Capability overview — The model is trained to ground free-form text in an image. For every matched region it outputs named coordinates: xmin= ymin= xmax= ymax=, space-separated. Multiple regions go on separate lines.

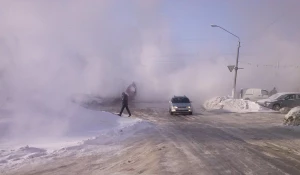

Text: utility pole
xmin=275 ymin=61 xmax=279 ymax=90
xmin=232 ymin=41 xmax=241 ymax=98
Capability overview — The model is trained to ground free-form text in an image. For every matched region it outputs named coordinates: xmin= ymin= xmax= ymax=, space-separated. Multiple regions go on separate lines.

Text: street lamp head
xmin=211 ymin=24 xmax=218 ymax=27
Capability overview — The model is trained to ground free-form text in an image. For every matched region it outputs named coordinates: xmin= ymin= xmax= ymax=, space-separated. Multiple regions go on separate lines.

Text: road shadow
xmin=170 ymin=120 xmax=300 ymax=142
xmin=192 ymin=112 xmax=203 ymax=116
xmin=204 ymin=109 xmax=235 ymax=115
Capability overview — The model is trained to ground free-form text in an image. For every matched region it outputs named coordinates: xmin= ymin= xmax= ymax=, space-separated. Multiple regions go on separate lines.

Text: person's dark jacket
xmin=269 ymin=88 xmax=278 ymax=96
xmin=122 ymin=93 xmax=128 ymax=105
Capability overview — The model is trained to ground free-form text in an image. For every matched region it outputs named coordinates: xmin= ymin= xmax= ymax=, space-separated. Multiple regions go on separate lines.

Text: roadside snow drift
xmin=204 ymin=96 xmax=273 ymax=113
xmin=284 ymin=106 xmax=300 ymax=126
xmin=203 ymin=96 xmax=230 ymax=110
xmin=0 ymin=102 xmax=152 ymax=170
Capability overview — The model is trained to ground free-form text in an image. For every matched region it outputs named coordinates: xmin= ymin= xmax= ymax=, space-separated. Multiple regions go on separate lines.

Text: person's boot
xmin=128 ymin=114 xmax=131 ymax=117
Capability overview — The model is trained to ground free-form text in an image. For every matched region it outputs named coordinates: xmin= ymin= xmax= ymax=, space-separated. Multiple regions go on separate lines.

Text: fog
xmin=0 ymin=0 xmax=300 ymax=139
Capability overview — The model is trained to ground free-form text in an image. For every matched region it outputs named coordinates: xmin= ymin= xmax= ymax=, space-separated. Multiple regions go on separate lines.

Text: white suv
xmin=169 ymin=96 xmax=193 ymax=115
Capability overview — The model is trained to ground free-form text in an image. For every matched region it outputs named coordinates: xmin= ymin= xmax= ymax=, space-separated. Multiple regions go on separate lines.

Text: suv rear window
xmin=172 ymin=97 xmax=190 ymax=103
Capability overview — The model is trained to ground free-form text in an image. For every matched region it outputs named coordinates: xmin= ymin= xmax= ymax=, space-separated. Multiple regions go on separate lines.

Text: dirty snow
xmin=203 ymin=96 xmax=273 ymax=113
xmin=0 ymin=102 xmax=152 ymax=170
xmin=284 ymin=106 xmax=300 ymax=126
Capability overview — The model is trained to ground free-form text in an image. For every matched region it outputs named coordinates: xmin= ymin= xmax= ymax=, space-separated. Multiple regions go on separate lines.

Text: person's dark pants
xmin=119 ymin=105 xmax=131 ymax=116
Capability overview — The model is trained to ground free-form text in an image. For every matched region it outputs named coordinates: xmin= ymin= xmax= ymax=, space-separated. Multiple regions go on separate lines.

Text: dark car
xmin=257 ymin=92 xmax=300 ymax=111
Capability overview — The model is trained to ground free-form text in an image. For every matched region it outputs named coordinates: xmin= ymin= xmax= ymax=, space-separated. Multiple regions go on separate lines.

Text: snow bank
xmin=203 ymin=96 xmax=230 ymax=110
xmin=0 ymin=103 xmax=152 ymax=170
xmin=203 ymin=96 xmax=273 ymax=113
xmin=284 ymin=106 xmax=300 ymax=126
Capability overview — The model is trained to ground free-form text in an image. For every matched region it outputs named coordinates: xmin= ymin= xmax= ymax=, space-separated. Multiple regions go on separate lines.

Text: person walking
xmin=269 ymin=87 xmax=278 ymax=96
xmin=240 ymin=88 xmax=244 ymax=99
xmin=119 ymin=92 xmax=131 ymax=117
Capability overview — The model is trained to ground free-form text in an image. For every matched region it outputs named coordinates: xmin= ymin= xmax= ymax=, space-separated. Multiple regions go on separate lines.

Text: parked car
xmin=71 ymin=94 xmax=103 ymax=107
xmin=257 ymin=92 xmax=300 ymax=111
xmin=169 ymin=96 xmax=193 ymax=115
xmin=240 ymin=88 xmax=269 ymax=101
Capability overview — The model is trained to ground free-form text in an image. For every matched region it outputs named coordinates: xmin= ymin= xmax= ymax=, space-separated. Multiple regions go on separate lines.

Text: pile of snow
xmin=203 ymin=96 xmax=230 ymax=110
xmin=203 ymin=96 xmax=273 ymax=113
xmin=0 ymin=103 xmax=152 ymax=170
xmin=284 ymin=106 xmax=300 ymax=126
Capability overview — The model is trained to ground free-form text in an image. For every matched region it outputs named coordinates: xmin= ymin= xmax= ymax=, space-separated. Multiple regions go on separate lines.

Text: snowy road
xmin=4 ymin=105 xmax=300 ymax=175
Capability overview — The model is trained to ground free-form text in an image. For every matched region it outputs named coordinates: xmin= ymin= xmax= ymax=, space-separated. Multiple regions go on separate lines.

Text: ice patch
xmin=0 ymin=146 xmax=47 ymax=167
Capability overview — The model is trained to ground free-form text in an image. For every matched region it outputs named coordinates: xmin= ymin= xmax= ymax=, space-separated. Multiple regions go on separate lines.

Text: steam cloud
xmin=0 ymin=0 xmax=300 ymax=139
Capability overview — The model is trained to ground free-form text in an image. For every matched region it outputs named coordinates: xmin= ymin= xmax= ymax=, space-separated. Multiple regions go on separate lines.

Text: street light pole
xmin=211 ymin=24 xmax=241 ymax=98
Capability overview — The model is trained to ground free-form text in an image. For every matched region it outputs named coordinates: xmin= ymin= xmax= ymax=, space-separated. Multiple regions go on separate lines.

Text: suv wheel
xmin=273 ymin=104 xmax=281 ymax=111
